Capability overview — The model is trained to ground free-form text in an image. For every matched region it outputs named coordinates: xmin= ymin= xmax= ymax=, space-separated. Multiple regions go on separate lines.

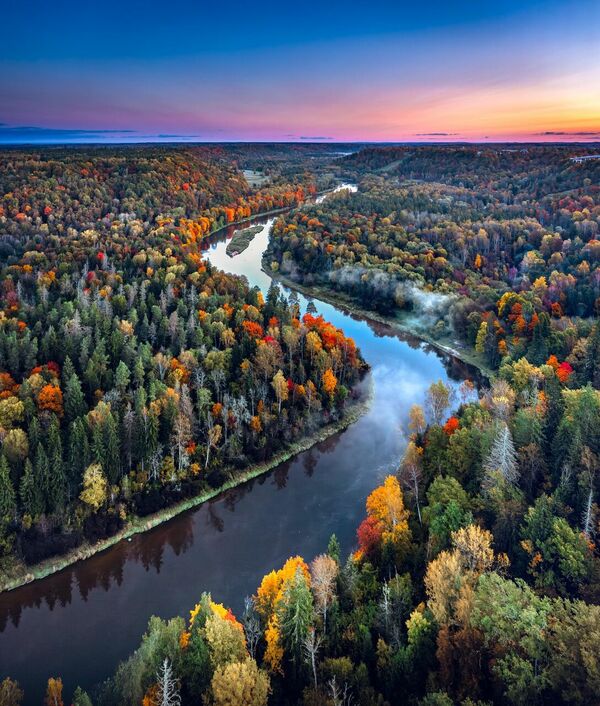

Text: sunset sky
xmin=1 ymin=0 xmax=599 ymax=143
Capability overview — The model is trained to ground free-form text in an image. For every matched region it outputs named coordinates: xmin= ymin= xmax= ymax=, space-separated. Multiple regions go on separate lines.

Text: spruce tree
xmin=0 ymin=455 xmax=16 ymax=520
xmin=65 ymin=372 xmax=86 ymax=422
xmin=47 ymin=417 xmax=67 ymax=513
xmin=20 ymin=458 xmax=43 ymax=518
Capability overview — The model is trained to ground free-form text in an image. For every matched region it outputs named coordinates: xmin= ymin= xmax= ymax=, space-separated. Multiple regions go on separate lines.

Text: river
xmin=0 ymin=185 xmax=478 ymax=703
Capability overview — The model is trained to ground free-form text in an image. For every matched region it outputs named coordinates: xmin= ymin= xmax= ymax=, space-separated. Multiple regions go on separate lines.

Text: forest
xmin=0 ymin=146 xmax=364 ymax=573
xmin=1 ymin=144 xmax=600 ymax=705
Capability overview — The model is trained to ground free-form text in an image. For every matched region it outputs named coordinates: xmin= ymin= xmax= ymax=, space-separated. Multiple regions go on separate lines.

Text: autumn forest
xmin=0 ymin=142 xmax=600 ymax=706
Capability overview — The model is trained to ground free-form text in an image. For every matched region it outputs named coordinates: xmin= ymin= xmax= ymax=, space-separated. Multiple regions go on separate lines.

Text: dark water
xmin=0 ymin=188 xmax=478 ymax=703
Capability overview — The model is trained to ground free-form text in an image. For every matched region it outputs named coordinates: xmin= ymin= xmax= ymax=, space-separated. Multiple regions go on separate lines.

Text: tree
xmin=366 ymin=475 xmax=411 ymax=544
xmin=210 ymin=659 xmax=270 ymax=706
xmin=322 ymin=368 xmax=337 ymax=399
xmin=483 ymin=422 xmax=518 ymax=489
xmin=204 ymin=612 xmax=247 ymax=668
xmin=19 ymin=459 xmax=42 ymax=518
xmin=38 ymin=384 xmax=64 ymax=417
xmin=0 ymin=397 xmax=24 ymax=428
xmin=303 ymin=627 xmax=323 ymax=689
xmin=0 ymin=456 xmax=16 ymax=521
xmin=2 ymin=429 xmax=29 ymax=466
xmin=310 ymin=554 xmax=338 ymax=633
xmin=277 ymin=566 xmax=314 ymax=662
xmin=408 ymin=404 xmax=426 ymax=436
xmin=64 ymin=372 xmax=86 ymax=421
xmin=44 ymin=678 xmax=63 ymax=706
xmin=79 ymin=463 xmax=108 ymax=512
xmin=399 ymin=440 xmax=423 ymax=524
xmin=71 ymin=688 xmax=93 ymax=706
xmin=0 ymin=677 xmax=24 ymax=706
xmin=425 ymin=380 xmax=451 ymax=426
xmin=154 ymin=659 xmax=181 ymax=706
xmin=271 ymin=369 xmax=288 ymax=413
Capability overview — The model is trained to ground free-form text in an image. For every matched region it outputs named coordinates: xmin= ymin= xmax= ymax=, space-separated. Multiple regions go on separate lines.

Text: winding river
xmin=0 ymin=185 xmax=478 ymax=703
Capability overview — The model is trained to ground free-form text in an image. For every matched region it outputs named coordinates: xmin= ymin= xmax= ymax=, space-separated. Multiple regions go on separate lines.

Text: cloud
xmin=0 ymin=125 xmax=211 ymax=143
xmin=537 ymin=130 xmax=600 ymax=136
xmin=415 ymin=132 xmax=459 ymax=136
xmin=0 ymin=125 xmax=137 ymax=143
xmin=299 ymin=136 xmax=334 ymax=140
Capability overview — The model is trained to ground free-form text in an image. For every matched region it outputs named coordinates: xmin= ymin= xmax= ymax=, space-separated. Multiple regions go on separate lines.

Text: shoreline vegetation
xmin=263 ymin=266 xmax=493 ymax=380
xmin=0 ymin=385 xmax=373 ymax=595
xmin=225 ymin=225 xmax=264 ymax=257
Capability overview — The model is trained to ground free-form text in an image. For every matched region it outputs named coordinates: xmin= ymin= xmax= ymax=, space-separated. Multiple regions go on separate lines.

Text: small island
xmin=226 ymin=224 xmax=264 ymax=256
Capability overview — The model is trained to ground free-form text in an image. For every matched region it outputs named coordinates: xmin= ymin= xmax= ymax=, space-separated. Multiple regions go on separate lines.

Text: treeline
xmin=0 ymin=148 xmax=364 ymax=569
xmin=10 ymin=367 xmax=600 ymax=705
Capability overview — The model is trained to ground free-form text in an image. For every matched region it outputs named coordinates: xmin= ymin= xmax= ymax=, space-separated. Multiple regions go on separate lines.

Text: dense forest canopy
xmin=0 ymin=146 xmax=365 ymax=569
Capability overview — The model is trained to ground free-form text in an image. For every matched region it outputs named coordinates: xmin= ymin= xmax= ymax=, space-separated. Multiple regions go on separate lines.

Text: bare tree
xmin=303 ymin=627 xmax=323 ymax=690
xmin=156 ymin=659 xmax=180 ymax=706
xmin=328 ymin=676 xmax=354 ymax=706
xmin=483 ymin=421 xmax=518 ymax=489
xmin=242 ymin=596 xmax=261 ymax=660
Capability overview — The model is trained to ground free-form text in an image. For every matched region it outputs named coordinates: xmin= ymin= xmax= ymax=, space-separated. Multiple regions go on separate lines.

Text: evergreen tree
xmin=64 ymin=372 xmax=86 ymax=422
xmin=278 ymin=566 xmax=314 ymax=663
xmin=583 ymin=323 xmax=600 ymax=389
xmin=34 ymin=443 xmax=51 ymax=514
xmin=0 ymin=455 xmax=16 ymax=520
xmin=47 ymin=417 xmax=67 ymax=512
xmin=20 ymin=458 xmax=43 ymax=518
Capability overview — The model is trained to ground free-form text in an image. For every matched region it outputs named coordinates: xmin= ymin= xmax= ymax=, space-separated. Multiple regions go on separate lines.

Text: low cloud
xmin=0 ymin=125 xmax=214 ymax=144
xmin=0 ymin=125 xmax=137 ymax=143
xmin=415 ymin=132 xmax=459 ymax=137
xmin=299 ymin=136 xmax=334 ymax=140
xmin=538 ymin=130 xmax=600 ymax=136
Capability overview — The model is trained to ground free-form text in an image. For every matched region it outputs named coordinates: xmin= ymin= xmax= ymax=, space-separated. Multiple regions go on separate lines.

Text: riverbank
xmin=263 ymin=267 xmax=493 ymax=380
xmin=0 ymin=385 xmax=372 ymax=595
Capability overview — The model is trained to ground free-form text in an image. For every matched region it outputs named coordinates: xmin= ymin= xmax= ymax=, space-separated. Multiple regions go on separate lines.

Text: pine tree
xmin=35 ymin=443 xmax=51 ymax=514
xmin=483 ymin=422 xmax=519 ymax=488
xmin=104 ymin=412 xmax=121 ymax=485
xmin=20 ymin=458 xmax=43 ymax=517
xmin=47 ymin=417 xmax=67 ymax=513
xmin=68 ymin=419 xmax=90 ymax=492
xmin=278 ymin=566 xmax=314 ymax=662
xmin=0 ymin=455 xmax=16 ymax=520
xmin=584 ymin=323 xmax=600 ymax=389
xmin=65 ymin=372 xmax=86 ymax=422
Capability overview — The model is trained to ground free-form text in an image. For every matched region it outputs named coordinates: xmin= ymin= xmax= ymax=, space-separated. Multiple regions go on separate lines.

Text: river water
xmin=0 ymin=186 xmax=478 ymax=703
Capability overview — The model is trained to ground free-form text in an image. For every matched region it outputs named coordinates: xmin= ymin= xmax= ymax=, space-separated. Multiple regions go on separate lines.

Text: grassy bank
xmin=264 ymin=267 xmax=493 ymax=380
xmin=0 ymin=387 xmax=372 ymax=595
xmin=225 ymin=225 xmax=264 ymax=256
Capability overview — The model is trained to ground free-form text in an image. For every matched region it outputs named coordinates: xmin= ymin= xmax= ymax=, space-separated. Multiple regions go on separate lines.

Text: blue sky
xmin=1 ymin=0 xmax=599 ymax=142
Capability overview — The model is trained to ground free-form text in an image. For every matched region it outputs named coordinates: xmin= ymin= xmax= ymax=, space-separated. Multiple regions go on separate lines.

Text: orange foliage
xmin=38 ymin=384 xmax=64 ymax=416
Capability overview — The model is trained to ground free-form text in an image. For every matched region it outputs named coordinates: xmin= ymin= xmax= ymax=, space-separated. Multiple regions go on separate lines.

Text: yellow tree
xmin=271 ymin=370 xmax=288 ymax=413
xmin=366 ymin=475 xmax=410 ymax=539
xmin=211 ymin=658 xmax=270 ymax=706
xmin=79 ymin=463 xmax=108 ymax=512
xmin=45 ymin=678 xmax=64 ymax=706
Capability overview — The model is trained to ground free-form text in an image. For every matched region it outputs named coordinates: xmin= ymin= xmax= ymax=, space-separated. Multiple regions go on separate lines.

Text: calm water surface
xmin=0 ymin=186 xmax=477 ymax=703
